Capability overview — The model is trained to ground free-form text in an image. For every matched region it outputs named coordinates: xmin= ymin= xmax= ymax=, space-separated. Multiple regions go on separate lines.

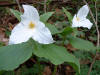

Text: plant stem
xmin=44 ymin=0 xmax=47 ymax=13
xmin=52 ymin=65 xmax=57 ymax=75
xmin=83 ymin=0 xmax=100 ymax=75
xmin=37 ymin=61 xmax=42 ymax=75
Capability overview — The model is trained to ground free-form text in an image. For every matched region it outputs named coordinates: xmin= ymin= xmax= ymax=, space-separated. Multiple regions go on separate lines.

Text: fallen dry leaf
xmin=65 ymin=43 xmax=77 ymax=51
xmin=43 ymin=66 xmax=52 ymax=75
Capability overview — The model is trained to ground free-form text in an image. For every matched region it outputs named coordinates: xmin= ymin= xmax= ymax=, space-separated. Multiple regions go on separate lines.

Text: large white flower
xmin=9 ymin=5 xmax=54 ymax=44
xmin=72 ymin=5 xmax=93 ymax=29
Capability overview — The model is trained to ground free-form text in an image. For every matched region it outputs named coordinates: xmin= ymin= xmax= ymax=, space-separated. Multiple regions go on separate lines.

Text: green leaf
xmin=0 ymin=71 xmax=5 ymax=75
xmin=60 ymin=27 xmax=73 ymax=36
xmin=62 ymin=7 xmax=73 ymax=24
xmin=32 ymin=42 xmax=80 ymax=73
xmin=40 ymin=12 xmax=54 ymax=23
xmin=10 ymin=9 xmax=22 ymax=21
xmin=10 ymin=9 xmax=54 ymax=23
xmin=0 ymin=42 xmax=32 ymax=70
xmin=46 ymin=23 xmax=59 ymax=35
xmin=68 ymin=36 xmax=96 ymax=51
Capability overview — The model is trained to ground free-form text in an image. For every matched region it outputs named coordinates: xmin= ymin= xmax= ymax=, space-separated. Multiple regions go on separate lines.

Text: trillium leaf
xmin=46 ymin=23 xmax=59 ymax=35
xmin=68 ymin=36 xmax=96 ymax=51
xmin=62 ymin=7 xmax=73 ymax=24
xmin=60 ymin=27 xmax=73 ymax=36
xmin=40 ymin=12 xmax=54 ymax=23
xmin=10 ymin=9 xmax=22 ymax=21
xmin=32 ymin=41 xmax=80 ymax=74
xmin=0 ymin=42 xmax=32 ymax=70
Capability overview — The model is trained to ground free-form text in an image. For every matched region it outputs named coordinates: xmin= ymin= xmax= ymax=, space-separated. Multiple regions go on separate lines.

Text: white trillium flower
xmin=9 ymin=5 xmax=54 ymax=44
xmin=72 ymin=5 xmax=93 ymax=29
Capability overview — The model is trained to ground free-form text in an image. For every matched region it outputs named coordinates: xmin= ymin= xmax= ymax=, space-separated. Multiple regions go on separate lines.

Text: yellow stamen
xmin=29 ymin=21 xmax=35 ymax=29
xmin=76 ymin=17 xmax=80 ymax=21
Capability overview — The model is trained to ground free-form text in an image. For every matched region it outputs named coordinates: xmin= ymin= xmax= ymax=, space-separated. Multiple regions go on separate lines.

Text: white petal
xmin=77 ymin=5 xmax=89 ymax=19
xmin=32 ymin=27 xmax=54 ymax=44
xmin=72 ymin=14 xmax=81 ymax=27
xmin=21 ymin=5 xmax=40 ymax=21
xmin=78 ymin=19 xmax=93 ymax=29
xmin=9 ymin=23 xmax=33 ymax=44
xmin=72 ymin=17 xmax=93 ymax=29
xmin=72 ymin=15 xmax=78 ymax=27
xmin=35 ymin=21 xmax=45 ymax=29
xmin=12 ymin=20 xmax=29 ymax=33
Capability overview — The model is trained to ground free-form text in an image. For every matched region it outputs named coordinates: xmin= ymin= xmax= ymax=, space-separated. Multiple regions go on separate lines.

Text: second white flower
xmin=72 ymin=5 xmax=93 ymax=29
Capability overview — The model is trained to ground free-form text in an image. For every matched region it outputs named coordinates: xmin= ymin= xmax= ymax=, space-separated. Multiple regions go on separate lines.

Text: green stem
xmin=52 ymin=65 xmax=57 ymax=75
xmin=62 ymin=36 xmax=66 ymax=45
xmin=37 ymin=61 xmax=42 ymax=75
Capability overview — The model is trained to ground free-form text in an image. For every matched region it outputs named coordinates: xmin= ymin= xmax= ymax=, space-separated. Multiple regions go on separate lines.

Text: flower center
xmin=76 ymin=17 xmax=80 ymax=21
xmin=29 ymin=21 xmax=35 ymax=29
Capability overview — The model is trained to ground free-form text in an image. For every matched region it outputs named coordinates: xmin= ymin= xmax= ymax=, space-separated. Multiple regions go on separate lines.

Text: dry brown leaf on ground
xmin=0 ymin=28 xmax=9 ymax=45
xmin=80 ymin=59 xmax=90 ymax=65
xmin=65 ymin=43 xmax=77 ymax=51
xmin=43 ymin=66 xmax=52 ymax=75
xmin=65 ymin=65 xmax=74 ymax=75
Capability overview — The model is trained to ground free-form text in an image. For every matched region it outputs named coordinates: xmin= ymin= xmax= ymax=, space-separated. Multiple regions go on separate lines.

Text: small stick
xmin=16 ymin=0 xmax=22 ymax=12
xmin=44 ymin=0 xmax=47 ymax=13
xmin=83 ymin=0 xmax=100 ymax=75
xmin=52 ymin=65 xmax=57 ymax=75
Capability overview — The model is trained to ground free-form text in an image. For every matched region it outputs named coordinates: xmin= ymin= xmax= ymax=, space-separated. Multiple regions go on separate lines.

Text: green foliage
xmin=5 ymin=30 xmax=11 ymax=37
xmin=32 ymin=41 xmax=80 ymax=73
xmin=10 ymin=9 xmax=57 ymax=35
xmin=0 ymin=7 xmax=8 ymax=16
xmin=62 ymin=7 xmax=73 ymax=24
xmin=77 ymin=60 xmax=100 ymax=75
xmin=0 ymin=71 xmax=5 ymax=75
xmin=74 ymin=51 xmax=92 ymax=60
xmin=40 ymin=12 xmax=60 ymax=35
xmin=78 ymin=65 xmax=89 ymax=75
xmin=0 ymin=1 xmax=100 ymax=75
xmin=68 ymin=36 xmax=96 ymax=51
xmin=0 ymin=71 xmax=14 ymax=75
xmin=40 ymin=12 xmax=54 ymax=23
xmin=60 ymin=27 xmax=73 ymax=36
xmin=21 ymin=64 xmax=44 ymax=75
xmin=0 ymin=41 xmax=32 ymax=70
xmin=74 ymin=50 xmax=100 ymax=75
xmin=0 ymin=42 xmax=5 ymax=47
xmin=10 ymin=9 xmax=22 ymax=21
xmin=46 ymin=23 xmax=59 ymax=35
xmin=0 ymin=39 xmax=80 ymax=74
xmin=6 ymin=6 xmax=81 ymax=74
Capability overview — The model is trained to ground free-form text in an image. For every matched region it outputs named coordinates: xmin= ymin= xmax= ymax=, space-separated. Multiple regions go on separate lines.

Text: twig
xmin=83 ymin=0 xmax=100 ymax=75
xmin=16 ymin=0 xmax=22 ymax=12
xmin=0 ymin=1 xmax=69 ymax=7
xmin=88 ymin=2 xmax=99 ymax=75
xmin=44 ymin=0 xmax=47 ymax=13
xmin=0 ymin=1 xmax=43 ymax=7
xmin=14 ymin=68 xmax=21 ymax=75
xmin=52 ymin=65 xmax=57 ymax=75
xmin=83 ymin=0 xmax=95 ymax=25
